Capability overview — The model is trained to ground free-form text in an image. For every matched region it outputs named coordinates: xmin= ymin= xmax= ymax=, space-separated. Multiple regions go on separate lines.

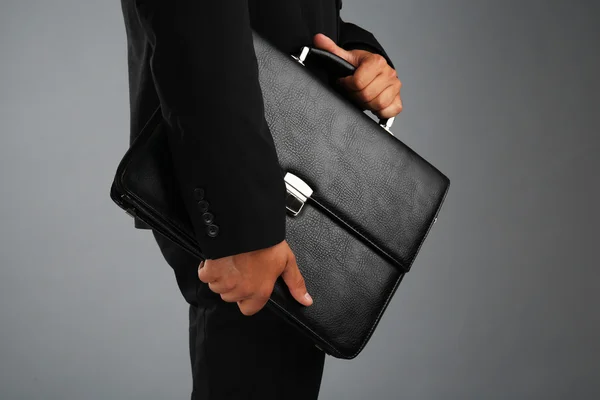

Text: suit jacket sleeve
xmin=133 ymin=0 xmax=287 ymax=260
xmin=337 ymin=10 xmax=396 ymax=70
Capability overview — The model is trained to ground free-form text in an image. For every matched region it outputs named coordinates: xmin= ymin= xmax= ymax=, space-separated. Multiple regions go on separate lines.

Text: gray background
xmin=1 ymin=0 xmax=598 ymax=399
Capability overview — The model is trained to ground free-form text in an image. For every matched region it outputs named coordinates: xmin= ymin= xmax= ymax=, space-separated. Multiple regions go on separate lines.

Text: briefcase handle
xmin=292 ymin=46 xmax=395 ymax=134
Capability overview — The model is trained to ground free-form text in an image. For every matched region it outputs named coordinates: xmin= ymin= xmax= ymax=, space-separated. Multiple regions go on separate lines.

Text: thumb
xmin=312 ymin=33 xmax=358 ymax=67
xmin=281 ymin=253 xmax=313 ymax=306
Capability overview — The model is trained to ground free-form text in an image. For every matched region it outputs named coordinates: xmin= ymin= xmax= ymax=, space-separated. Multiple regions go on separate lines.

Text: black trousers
xmin=151 ymin=229 xmax=326 ymax=400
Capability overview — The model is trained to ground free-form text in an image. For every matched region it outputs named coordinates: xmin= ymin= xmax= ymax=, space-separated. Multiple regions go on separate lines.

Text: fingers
xmin=335 ymin=52 xmax=403 ymax=119
xmin=366 ymin=83 xmax=403 ymax=120
xmin=339 ymin=53 xmax=388 ymax=92
xmin=348 ymin=72 xmax=395 ymax=107
xmin=346 ymin=73 xmax=402 ymax=119
xmin=281 ymin=252 xmax=313 ymax=307
xmin=197 ymin=241 xmax=308 ymax=318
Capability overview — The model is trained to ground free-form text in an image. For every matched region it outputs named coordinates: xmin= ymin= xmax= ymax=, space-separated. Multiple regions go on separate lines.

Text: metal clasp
xmin=290 ymin=46 xmax=310 ymax=66
xmin=379 ymin=116 xmax=395 ymax=135
xmin=284 ymin=172 xmax=313 ymax=217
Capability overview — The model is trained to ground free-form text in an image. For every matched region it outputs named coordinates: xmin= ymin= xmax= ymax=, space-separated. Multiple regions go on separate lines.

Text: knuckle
xmin=223 ymin=280 xmax=236 ymax=292
xmin=374 ymin=54 xmax=386 ymax=67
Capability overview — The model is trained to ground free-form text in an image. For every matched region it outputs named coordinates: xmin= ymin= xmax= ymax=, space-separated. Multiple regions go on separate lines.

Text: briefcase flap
xmin=254 ymin=35 xmax=450 ymax=273
xmin=275 ymin=116 xmax=448 ymax=273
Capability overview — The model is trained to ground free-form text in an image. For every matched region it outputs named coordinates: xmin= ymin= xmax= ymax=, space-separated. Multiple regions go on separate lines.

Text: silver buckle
xmin=284 ymin=172 xmax=313 ymax=216
xmin=379 ymin=116 xmax=395 ymax=135
xmin=290 ymin=46 xmax=310 ymax=66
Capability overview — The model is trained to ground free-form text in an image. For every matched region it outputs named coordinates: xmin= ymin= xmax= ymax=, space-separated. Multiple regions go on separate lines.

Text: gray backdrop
xmin=1 ymin=0 xmax=598 ymax=399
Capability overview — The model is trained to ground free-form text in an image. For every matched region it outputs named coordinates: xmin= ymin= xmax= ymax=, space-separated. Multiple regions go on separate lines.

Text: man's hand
xmin=198 ymin=240 xmax=313 ymax=316
xmin=312 ymin=33 xmax=403 ymax=120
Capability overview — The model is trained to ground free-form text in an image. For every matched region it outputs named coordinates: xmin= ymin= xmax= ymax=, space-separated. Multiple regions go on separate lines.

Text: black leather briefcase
xmin=110 ymin=30 xmax=450 ymax=359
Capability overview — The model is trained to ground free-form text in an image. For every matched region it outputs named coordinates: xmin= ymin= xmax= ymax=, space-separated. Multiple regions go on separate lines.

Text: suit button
xmin=206 ymin=224 xmax=219 ymax=237
xmin=193 ymin=188 xmax=205 ymax=201
xmin=197 ymin=200 xmax=209 ymax=213
xmin=202 ymin=212 xmax=214 ymax=224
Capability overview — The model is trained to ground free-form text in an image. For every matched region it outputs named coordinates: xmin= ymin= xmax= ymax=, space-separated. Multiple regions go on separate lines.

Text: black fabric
xmin=152 ymin=229 xmax=326 ymax=400
xmin=120 ymin=0 xmax=395 ymax=259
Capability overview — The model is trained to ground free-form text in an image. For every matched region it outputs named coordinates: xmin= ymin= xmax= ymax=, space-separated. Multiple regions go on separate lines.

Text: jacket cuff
xmin=169 ymin=116 xmax=288 ymax=261
xmin=184 ymin=176 xmax=287 ymax=260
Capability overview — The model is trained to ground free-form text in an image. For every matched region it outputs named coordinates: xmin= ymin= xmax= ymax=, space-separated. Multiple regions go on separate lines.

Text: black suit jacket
xmin=120 ymin=0 xmax=394 ymax=259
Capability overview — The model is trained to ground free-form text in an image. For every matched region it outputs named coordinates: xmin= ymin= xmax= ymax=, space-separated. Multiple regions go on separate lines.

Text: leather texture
xmin=111 ymin=30 xmax=450 ymax=359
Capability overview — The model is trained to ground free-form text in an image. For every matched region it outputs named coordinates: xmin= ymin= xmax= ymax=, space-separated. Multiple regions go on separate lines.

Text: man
xmin=119 ymin=0 xmax=402 ymax=398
